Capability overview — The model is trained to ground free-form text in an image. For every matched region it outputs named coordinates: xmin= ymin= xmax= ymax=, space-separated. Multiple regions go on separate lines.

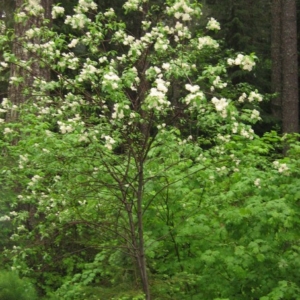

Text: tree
xmin=6 ymin=0 xmax=52 ymax=121
xmin=271 ymin=0 xmax=282 ymax=120
xmin=271 ymin=0 xmax=299 ymax=133
xmin=4 ymin=1 xmax=300 ymax=300
xmin=0 ymin=1 xmax=263 ymax=298
xmin=281 ymin=0 xmax=299 ymax=133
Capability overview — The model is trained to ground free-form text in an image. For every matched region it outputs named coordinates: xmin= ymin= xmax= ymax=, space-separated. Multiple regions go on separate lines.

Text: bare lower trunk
xmin=137 ymin=166 xmax=150 ymax=299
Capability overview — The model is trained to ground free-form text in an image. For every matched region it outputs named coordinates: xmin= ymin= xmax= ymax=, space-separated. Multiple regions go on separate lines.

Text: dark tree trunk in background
xmin=281 ymin=0 xmax=299 ymax=133
xmin=6 ymin=0 xmax=52 ymax=121
xmin=271 ymin=0 xmax=299 ymax=133
xmin=271 ymin=0 xmax=283 ymax=120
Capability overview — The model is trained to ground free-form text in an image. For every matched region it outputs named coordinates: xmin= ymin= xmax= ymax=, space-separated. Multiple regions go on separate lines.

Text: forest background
xmin=0 ymin=0 xmax=300 ymax=299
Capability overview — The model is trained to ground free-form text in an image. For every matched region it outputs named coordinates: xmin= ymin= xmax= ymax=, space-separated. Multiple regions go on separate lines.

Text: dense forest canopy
xmin=0 ymin=1 xmax=300 ymax=299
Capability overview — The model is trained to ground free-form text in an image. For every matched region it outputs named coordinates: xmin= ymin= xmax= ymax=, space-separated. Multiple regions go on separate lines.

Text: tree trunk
xmin=271 ymin=0 xmax=283 ymax=120
xmin=7 ymin=0 xmax=52 ymax=122
xmin=137 ymin=166 xmax=151 ymax=299
xmin=281 ymin=0 xmax=299 ymax=133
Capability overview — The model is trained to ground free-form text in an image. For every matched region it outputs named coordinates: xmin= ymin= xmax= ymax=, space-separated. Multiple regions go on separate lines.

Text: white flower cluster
xmin=238 ymin=91 xmax=263 ymax=103
xmin=28 ymin=175 xmax=42 ymax=187
xmin=154 ymin=36 xmax=169 ymax=52
xmin=3 ymin=128 xmax=13 ymax=135
xmin=227 ymin=54 xmax=256 ymax=71
xmin=51 ymin=5 xmax=65 ymax=19
xmin=173 ymin=22 xmax=191 ymax=41
xmin=0 ymin=215 xmax=10 ymax=222
xmin=57 ymin=121 xmax=75 ymax=134
xmin=123 ymin=0 xmax=147 ymax=12
xmin=240 ymin=127 xmax=254 ymax=139
xmin=212 ymin=76 xmax=227 ymax=89
xmin=211 ymin=97 xmax=228 ymax=117
xmin=142 ymin=20 xmax=151 ymax=30
xmin=25 ymin=28 xmax=41 ymax=39
xmin=112 ymin=103 xmax=130 ymax=120
xmin=206 ymin=17 xmax=221 ymax=31
xmin=57 ymin=114 xmax=84 ymax=134
xmin=0 ymin=21 xmax=6 ymax=33
xmin=184 ymin=91 xmax=205 ymax=108
xmin=123 ymin=35 xmax=135 ymax=46
xmin=102 ymin=135 xmax=116 ymax=150
xmin=9 ymin=76 xmax=23 ymax=85
xmin=231 ymin=122 xmax=239 ymax=134
xmin=250 ymin=109 xmax=261 ymax=120
xmin=254 ymin=178 xmax=261 ymax=188
xmin=61 ymin=93 xmax=83 ymax=111
xmin=248 ymin=91 xmax=263 ymax=102
xmin=27 ymin=41 xmax=60 ymax=61
xmin=128 ymin=39 xmax=145 ymax=58
xmin=65 ymin=13 xmax=91 ymax=29
xmin=146 ymin=66 xmax=164 ymax=79
xmin=146 ymin=78 xmax=171 ymax=111
xmin=184 ymin=84 xmax=205 ymax=108
xmin=104 ymin=8 xmax=116 ymax=18
xmin=198 ymin=36 xmax=219 ymax=50
xmin=77 ymin=59 xmax=99 ymax=82
xmin=68 ymin=38 xmax=79 ymax=48
xmin=39 ymin=107 xmax=50 ymax=115
xmin=273 ymin=161 xmax=289 ymax=173
xmin=76 ymin=0 xmax=97 ymax=12
xmin=178 ymin=135 xmax=193 ymax=145
xmin=185 ymin=84 xmax=200 ymax=93
xmin=15 ymin=12 xmax=27 ymax=22
xmin=217 ymin=134 xmax=231 ymax=143
xmin=58 ymin=52 xmax=80 ymax=70
xmin=166 ymin=0 xmax=199 ymax=22
xmin=102 ymin=70 xmax=121 ymax=89
xmin=157 ymin=123 xmax=166 ymax=130
xmin=18 ymin=154 xmax=29 ymax=169
xmin=0 ymin=98 xmax=8 ymax=121
xmin=24 ymin=0 xmax=44 ymax=16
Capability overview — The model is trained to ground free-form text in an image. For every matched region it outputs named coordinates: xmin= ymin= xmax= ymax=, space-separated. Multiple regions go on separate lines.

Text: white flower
xmin=185 ymin=84 xmax=200 ymax=93
xmin=250 ymin=109 xmax=261 ymax=120
xmin=238 ymin=93 xmax=247 ymax=103
xmin=15 ymin=12 xmax=27 ymax=22
xmin=254 ymin=178 xmax=261 ymax=187
xmin=104 ymin=8 xmax=115 ymax=17
xmin=206 ymin=18 xmax=221 ymax=31
xmin=68 ymin=39 xmax=79 ymax=48
xmin=0 ymin=215 xmax=11 ymax=221
xmin=198 ymin=36 xmax=219 ymax=50
xmin=278 ymin=163 xmax=288 ymax=173
xmin=228 ymin=54 xmax=256 ymax=71
xmin=103 ymin=135 xmax=116 ymax=150
xmin=273 ymin=160 xmax=289 ymax=173
xmin=162 ymin=63 xmax=170 ymax=70
xmin=211 ymin=97 xmax=228 ymax=112
xmin=51 ymin=6 xmax=65 ymax=19
xmin=4 ymin=128 xmax=13 ymax=135
xmin=248 ymin=91 xmax=263 ymax=102
xmin=57 ymin=121 xmax=74 ymax=134
xmin=25 ymin=29 xmax=35 ymax=38
xmin=227 ymin=58 xmax=235 ymax=65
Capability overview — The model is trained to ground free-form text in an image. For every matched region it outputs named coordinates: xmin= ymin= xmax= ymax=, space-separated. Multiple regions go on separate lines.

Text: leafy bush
xmin=0 ymin=270 xmax=38 ymax=300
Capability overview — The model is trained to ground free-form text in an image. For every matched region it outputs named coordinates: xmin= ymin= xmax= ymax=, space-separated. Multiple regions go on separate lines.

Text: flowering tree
xmin=2 ymin=0 xmax=298 ymax=299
